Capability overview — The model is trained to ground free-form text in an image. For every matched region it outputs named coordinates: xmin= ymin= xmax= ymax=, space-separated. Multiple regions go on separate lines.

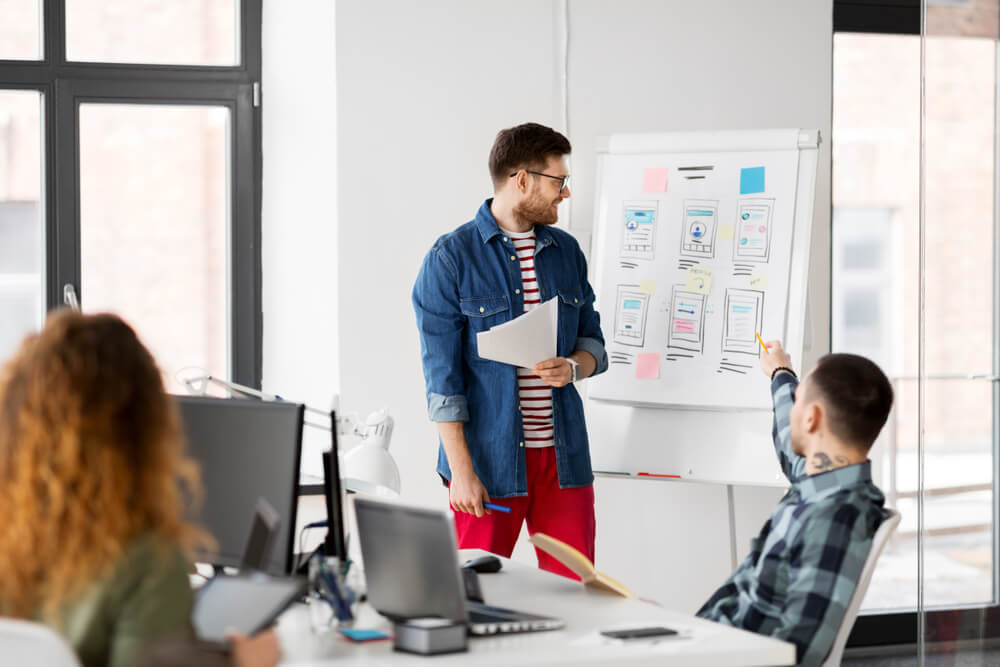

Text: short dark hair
xmin=488 ymin=122 xmax=571 ymax=188
xmin=807 ymin=353 xmax=893 ymax=451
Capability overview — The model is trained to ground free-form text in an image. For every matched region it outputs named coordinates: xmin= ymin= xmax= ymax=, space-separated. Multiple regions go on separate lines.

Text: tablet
xmin=192 ymin=573 xmax=306 ymax=644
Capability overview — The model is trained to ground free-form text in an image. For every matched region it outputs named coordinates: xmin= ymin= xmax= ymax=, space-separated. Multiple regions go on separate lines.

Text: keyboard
xmin=466 ymin=602 xmax=564 ymax=635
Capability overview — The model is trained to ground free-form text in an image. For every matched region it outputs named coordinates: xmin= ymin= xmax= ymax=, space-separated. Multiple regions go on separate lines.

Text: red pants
xmin=451 ymin=446 xmax=595 ymax=580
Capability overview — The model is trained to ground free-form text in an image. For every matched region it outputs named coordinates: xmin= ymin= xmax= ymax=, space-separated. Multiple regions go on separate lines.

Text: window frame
xmin=834 ymin=0 xmax=1000 ymax=653
xmin=0 ymin=0 xmax=263 ymax=388
xmin=834 ymin=0 xmax=921 ymax=35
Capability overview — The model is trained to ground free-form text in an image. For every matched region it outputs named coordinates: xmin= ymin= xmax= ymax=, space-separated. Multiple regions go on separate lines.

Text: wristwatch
xmin=567 ymin=358 xmax=580 ymax=383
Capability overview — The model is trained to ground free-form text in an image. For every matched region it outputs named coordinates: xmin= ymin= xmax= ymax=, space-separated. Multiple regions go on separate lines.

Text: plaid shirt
xmin=696 ymin=372 xmax=886 ymax=665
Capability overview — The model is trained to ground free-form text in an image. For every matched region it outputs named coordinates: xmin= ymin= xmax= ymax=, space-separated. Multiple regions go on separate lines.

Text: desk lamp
xmin=340 ymin=408 xmax=400 ymax=497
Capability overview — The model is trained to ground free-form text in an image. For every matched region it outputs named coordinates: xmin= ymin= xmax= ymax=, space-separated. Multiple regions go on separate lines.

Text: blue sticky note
xmin=339 ymin=628 xmax=392 ymax=642
xmin=740 ymin=167 xmax=765 ymax=195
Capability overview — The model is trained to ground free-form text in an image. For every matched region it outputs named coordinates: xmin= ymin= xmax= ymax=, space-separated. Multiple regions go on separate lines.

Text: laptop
xmin=353 ymin=497 xmax=564 ymax=636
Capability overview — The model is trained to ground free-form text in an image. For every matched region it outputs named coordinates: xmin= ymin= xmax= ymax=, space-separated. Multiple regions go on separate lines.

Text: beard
xmin=513 ymin=192 xmax=561 ymax=226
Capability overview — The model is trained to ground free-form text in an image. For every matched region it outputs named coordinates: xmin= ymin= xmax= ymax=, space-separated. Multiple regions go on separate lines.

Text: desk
xmin=275 ymin=550 xmax=795 ymax=666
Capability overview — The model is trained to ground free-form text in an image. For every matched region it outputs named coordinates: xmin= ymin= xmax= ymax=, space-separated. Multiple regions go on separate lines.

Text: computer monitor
xmin=176 ymin=396 xmax=304 ymax=575
xmin=321 ymin=410 xmax=347 ymax=560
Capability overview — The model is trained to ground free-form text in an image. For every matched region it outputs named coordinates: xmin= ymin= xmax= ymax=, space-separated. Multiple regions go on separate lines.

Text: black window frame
xmin=0 ymin=0 xmax=263 ymax=388
xmin=834 ymin=0 xmax=1000 ymax=654
xmin=834 ymin=0 xmax=921 ymax=35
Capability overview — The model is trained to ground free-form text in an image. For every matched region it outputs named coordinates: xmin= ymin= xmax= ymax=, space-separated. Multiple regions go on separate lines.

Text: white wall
xmin=262 ymin=0 xmax=338 ymax=479
xmin=335 ymin=0 xmax=562 ymax=506
xmin=268 ymin=0 xmax=831 ymax=612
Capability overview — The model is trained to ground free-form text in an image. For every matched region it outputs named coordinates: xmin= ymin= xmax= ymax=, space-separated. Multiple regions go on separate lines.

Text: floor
xmin=844 ymin=648 xmax=1000 ymax=666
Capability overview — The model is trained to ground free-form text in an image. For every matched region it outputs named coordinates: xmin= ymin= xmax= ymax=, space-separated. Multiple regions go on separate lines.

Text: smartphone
xmin=600 ymin=626 xmax=679 ymax=640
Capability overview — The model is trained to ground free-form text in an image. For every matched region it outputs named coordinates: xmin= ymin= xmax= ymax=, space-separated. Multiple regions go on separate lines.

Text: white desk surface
xmin=276 ymin=550 xmax=794 ymax=666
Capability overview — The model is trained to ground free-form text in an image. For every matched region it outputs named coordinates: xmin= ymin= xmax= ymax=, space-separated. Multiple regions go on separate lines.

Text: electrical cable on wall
xmin=558 ymin=0 xmax=572 ymax=229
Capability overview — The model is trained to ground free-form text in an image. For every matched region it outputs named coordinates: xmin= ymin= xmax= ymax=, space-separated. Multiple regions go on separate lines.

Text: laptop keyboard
xmin=466 ymin=603 xmax=563 ymax=635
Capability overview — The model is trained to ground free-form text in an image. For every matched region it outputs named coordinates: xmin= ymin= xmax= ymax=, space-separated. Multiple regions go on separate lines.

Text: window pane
xmin=834 ymin=31 xmax=997 ymax=613
xmin=66 ymin=0 xmax=239 ymax=66
xmin=921 ymin=32 xmax=996 ymax=609
xmin=0 ymin=0 xmax=42 ymax=60
xmin=833 ymin=33 xmax=921 ymax=611
xmin=79 ymin=104 xmax=230 ymax=393
xmin=0 ymin=91 xmax=44 ymax=363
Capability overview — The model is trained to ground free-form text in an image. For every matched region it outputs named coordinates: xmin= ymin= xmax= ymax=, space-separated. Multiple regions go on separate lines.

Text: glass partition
xmin=836 ymin=4 xmax=999 ymax=661
xmin=920 ymin=0 xmax=998 ymax=662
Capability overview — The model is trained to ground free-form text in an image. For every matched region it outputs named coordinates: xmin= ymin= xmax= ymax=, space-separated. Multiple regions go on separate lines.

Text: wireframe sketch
xmin=677 ymin=165 xmax=715 ymax=182
xmin=667 ymin=286 xmax=707 ymax=354
xmin=680 ymin=199 xmax=719 ymax=259
xmin=733 ymin=199 xmax=774 ymax=263
xmin=718 ymin=359 xmax=753 ymax=375
xmin=613 ymin=286 xmax=650 ymax=347
xmin=722 ymin=288 xmax=764 ymax=356
xmin=620 ymin=201 xmax=658 ymax=260
xmin=610 ymin=350 xmax=635 ymax=366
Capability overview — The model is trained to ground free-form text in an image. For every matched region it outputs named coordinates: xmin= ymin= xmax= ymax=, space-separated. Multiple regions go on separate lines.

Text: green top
xmin=41 ymin=535 xmax=194 ymax=667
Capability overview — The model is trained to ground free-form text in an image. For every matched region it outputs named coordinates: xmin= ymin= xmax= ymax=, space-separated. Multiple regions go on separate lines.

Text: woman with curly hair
xmin=0 ymin=310 xmax=211 ymax=667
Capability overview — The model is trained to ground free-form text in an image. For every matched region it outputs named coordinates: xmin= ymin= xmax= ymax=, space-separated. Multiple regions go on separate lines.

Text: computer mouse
xmin=462 ymin=554 xmax=503 ymax=574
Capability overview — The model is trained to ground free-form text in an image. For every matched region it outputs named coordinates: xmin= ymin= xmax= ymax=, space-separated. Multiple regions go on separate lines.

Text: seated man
xmin=696 ymin=342 xmax=893 ymax=666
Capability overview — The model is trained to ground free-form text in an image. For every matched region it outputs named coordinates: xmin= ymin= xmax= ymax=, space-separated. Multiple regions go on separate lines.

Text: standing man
xmin=412 ymin=123 xmax=608 ymax=578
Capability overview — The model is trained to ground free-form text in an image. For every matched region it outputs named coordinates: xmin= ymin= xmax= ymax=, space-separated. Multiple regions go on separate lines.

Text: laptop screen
xmin=353 ymin=498 xmax=467 ymax=623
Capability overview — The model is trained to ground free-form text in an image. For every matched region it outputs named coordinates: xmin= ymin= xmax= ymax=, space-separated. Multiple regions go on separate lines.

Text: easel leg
xmin=727 ymin=484 xmax=738 ymax=570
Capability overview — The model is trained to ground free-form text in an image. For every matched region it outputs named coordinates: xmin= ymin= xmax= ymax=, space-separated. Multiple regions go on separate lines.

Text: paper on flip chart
xmin=476 ymin=297 xmax=558 ymax=369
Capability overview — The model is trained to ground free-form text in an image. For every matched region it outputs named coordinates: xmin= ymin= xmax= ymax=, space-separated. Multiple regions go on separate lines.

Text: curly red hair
xmin=0 ymin=310 xmax=209 ymax=618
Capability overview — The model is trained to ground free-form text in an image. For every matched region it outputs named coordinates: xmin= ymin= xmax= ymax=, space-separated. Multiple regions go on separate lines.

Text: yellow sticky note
xmin=639 ymin=279 xmax=656 ymax=295
xmin=750 ymin=274 xmax=767 ymax=290
xmin=685 ymin=266 xmax=713 ymax=294
xmin=717 ymin=224 xmax=735 ymax=240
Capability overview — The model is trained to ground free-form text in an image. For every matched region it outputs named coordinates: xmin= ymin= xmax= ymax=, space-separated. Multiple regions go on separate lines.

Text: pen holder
xmin=307 ymin=554 xmax=357 ymax=633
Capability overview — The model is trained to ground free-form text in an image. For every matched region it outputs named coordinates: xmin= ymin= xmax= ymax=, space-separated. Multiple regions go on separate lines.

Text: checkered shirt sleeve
xmin=771 ymin=371 xmax=806 ymax=482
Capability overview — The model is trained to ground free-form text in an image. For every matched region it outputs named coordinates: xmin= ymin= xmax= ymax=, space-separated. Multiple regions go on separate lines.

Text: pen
xmin=755 ymin=332 xmax=768 ymax=352
xmin=484 ymin=502 xmax=512 ymax=514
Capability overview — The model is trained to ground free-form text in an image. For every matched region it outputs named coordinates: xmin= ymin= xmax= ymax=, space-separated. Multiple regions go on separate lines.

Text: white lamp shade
xmin=341 ymin=440 xmax=401 ymax=496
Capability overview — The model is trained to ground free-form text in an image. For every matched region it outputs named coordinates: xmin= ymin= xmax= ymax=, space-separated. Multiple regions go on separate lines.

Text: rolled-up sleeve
xmin=573 ymin=245 xmax=608 ymax=377
xmin=412 ymin=245 xmax=469 ymax=422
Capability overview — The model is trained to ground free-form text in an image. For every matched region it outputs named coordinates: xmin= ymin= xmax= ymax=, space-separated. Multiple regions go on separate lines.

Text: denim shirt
xmin=412 ymin=199 xmax=608 ymax=498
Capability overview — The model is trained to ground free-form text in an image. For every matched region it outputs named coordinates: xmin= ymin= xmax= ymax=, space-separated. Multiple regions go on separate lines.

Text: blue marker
xmin=484 ymin=502 xmax=512 ymax=514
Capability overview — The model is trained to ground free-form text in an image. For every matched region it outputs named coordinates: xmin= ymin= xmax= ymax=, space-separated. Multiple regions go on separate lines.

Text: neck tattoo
xmin=809 ymin=452 xmax=851 ymax=474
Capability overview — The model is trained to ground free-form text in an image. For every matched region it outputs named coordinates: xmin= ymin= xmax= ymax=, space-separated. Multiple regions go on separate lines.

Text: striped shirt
xmin=696 ymin=372 xmax=887 ymax=665
xmin=506 ymin=228 xmax=553 ymax=448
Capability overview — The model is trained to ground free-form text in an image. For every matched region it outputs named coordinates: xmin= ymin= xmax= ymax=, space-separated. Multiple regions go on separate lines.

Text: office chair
xmin=822 ymin=508 xmax=902 ymax=667
xmin=0 ymin=618 xmax=81 ymax=667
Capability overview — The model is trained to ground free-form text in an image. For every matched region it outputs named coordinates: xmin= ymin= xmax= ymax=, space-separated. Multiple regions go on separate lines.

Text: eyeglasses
xmin=509 ymin=169 xmax=571 ymax=192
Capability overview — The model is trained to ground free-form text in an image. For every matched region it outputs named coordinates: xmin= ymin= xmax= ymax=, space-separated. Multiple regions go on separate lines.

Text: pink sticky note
xmin=636 ymin=352 xmax=660 ymax=379
xmin=642 ymin=167 xmax=668 ymax=193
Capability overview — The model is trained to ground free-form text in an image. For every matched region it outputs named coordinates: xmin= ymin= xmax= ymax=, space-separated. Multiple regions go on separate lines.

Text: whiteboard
xmin=585 ymin=129 xmax=818 ymax=486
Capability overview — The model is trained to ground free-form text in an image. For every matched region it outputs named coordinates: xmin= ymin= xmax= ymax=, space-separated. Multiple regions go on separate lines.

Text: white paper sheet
xmin=476 ymin=297 xmax=558 ymax=369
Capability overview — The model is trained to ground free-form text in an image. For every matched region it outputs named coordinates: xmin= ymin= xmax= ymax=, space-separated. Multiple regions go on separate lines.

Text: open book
xmin=529 ymin=533 xmax=635 ymax=599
